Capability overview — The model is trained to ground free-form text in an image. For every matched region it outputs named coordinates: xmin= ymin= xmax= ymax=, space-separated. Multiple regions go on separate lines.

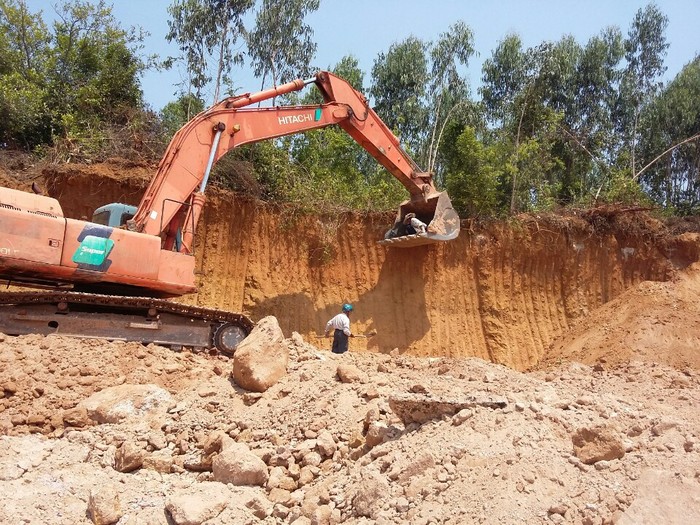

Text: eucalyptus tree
xmin=480 ymin=33 xmax=528 ymax=127
xmin=370 ymin=36 xmax=429 ymax=161
xmin=246 ymin=0 xmax=320 ymax=88
xmin=370 ymin=22 xmax=475 ymax=175
xmin=425 ymin=21 xmax=474 ymax=176
xmin=167 ymin=0 xmax=253 ymax=103
xmin=637 ymin=57 xmax=700 ymax=213
xmin=617 ymin=3 xmax=669 ymax=177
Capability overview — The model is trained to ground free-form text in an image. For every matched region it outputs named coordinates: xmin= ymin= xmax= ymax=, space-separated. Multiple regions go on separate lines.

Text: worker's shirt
xmin=410 ymin=217 xmax=427 ymax=234
xmin=326 ymin=313 xmax=351 ymax=336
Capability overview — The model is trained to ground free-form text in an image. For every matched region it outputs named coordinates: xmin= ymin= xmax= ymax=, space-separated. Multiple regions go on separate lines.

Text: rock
xmin=142 ymin=451 xmax=173 ymax=473
xmin=316 ymin=430 xmax=336 ymax=458
xmin=246 ymin=494 xmax=273 ymax=519
xmin=212 ymin=441 xmax=269 ymax=486
xmin=62 ymin=406 xmax=90 ymax=428
xmin=233 ymin=316 xmax=289 ymax=392
xmin=311 ymin=504 xmax=333 ymax=525
xmin=336 ymin=363 xmax=365 ymax=383
xmin=26 ymin=413 xmax=46 ymax=426
xmin=572 ymin=425 xmax=626 ymax=464
xmin=2 ymin=381 xmax=18 ymax=395
xmin=87 ymin=485 xmax=122 ymax=525
xmin=352 ymin=470 xmax=390 ymax=519
xmin=451 ymin=408 xmax=473 ymax=426
xmin=114 ymin=441 xmax=145 ymax=473
xmin=388 ymin=393 xmax=507 ymax=424
xmin=365 ymin=421 xmax=389 ymax=448
xmin=165 ymin=482 xmax=229 ymax=525
xmin=78 ymin=384 xmax=173 ymax=424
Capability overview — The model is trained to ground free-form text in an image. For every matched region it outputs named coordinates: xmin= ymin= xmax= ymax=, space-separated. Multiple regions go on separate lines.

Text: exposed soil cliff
xmin=35 ymin=160 xmax=700 ymax=371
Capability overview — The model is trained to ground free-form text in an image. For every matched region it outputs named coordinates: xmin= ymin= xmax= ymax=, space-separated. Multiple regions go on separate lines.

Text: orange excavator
xmin=0 ymin=71 xmax=459 ymax=354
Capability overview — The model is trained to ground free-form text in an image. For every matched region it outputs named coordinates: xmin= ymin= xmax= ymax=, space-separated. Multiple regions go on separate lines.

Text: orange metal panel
xmin=61 ymin=219 xmax=161 ymax=282
xmin=157 ymin=250 xmax=196 ymax=294
xmin=0 ymin=206 xmax=65 ymax=266
xmin=0 ymin=187 xmax=64 ymax=216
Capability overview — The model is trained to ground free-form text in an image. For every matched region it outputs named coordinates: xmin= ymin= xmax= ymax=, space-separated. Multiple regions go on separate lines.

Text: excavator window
xmin=92 ymin=210 xmax=111 ymax=226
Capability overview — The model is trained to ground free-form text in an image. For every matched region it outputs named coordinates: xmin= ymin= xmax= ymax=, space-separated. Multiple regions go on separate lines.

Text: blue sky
xmin=25 ymin=0 xmax=700 ymax=111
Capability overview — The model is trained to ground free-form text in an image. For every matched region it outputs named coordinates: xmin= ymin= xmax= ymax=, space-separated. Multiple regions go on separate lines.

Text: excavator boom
xmin=130 ymin=71 xmax=459 ymax=251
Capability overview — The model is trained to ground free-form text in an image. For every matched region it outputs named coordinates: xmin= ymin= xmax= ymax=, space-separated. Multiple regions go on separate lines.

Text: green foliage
xmin=246 ymin=0 xmax=320 ymax=87
xmin=0 ymin=0 xmax=149 ymax=153
xmin=166 ymin=0 xmax=253 ymax=103
xmin=370 ymin=37 xmax=429 ymax=158
xmin=637 ymin=56 xmax=700 ymax=213
xmin=159 ymin=93 xmax=204 ymax=140
xmin=443 ymin=126 xmax=500 ymax=216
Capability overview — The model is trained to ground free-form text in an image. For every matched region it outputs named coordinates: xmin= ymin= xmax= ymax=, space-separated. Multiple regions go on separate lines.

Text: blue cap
xmin=342 ymin=303 xmax=353 ymax=313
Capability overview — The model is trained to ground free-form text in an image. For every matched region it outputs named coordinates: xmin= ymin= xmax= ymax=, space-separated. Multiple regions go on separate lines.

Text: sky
xmin=24 ymin=0 xmax=700 ymax=111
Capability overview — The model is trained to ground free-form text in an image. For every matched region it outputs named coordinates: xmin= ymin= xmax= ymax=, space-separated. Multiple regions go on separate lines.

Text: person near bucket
xmin=403 ymin=213 xmax=427 ymax=235
xmin=324 ymin=303 xmax=355 ymax=354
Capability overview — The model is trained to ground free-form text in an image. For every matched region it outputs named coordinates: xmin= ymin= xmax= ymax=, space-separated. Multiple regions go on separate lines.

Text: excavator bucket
xmin=378 ymin=191 xmax=460 ymax=247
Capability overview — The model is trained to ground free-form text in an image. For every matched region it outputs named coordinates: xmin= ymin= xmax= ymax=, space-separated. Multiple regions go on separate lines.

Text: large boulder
xmin=233 ymin=316 xmax=288 ymax=392
xmin=212 ymin=441 xmax=269 ymax=486
xmin=77 ymin=384 xmax=174 ymax=424
xmin=572 ymin=424 xmax=626 ymax=464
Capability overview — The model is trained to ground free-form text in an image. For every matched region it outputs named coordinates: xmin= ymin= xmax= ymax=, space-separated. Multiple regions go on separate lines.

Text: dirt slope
xmin=539 ymin=259 xmax=700 ymax=371
xmin=37 ymin=161 xmax=699 ymax=371
xmin=0 ymin=330 xmax=699 ymax=524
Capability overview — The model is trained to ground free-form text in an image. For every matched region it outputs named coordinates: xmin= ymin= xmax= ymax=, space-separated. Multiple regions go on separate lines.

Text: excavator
xmin=0 ymin=71 xmax=459 ymax=354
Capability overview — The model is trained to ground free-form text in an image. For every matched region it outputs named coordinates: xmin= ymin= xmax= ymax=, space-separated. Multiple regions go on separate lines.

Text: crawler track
xmin=0 ymin=291 xmax=254 ymax=355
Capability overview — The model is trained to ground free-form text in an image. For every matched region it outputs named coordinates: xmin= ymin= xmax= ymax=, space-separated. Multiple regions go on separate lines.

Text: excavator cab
xmin=92 ymin=203 xmax=138 ymax=228
xmin=378 ymin=191 xmax=460 ymax=247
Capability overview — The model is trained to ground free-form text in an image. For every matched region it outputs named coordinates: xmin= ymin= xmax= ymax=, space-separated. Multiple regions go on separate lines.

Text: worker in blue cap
xmin=324 ymin=303 xmax=355 ymax=354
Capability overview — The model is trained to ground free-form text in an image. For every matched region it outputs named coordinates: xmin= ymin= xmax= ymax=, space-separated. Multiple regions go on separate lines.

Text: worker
xmin=403 ymin=213 xmax=427 ymax=235
xmin=324 ymin=303 xmax=355 ymax=354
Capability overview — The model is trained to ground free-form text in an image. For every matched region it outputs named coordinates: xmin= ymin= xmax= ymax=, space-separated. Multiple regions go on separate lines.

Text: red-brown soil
xmin=1 ymin=157 xmax=699 ymax=524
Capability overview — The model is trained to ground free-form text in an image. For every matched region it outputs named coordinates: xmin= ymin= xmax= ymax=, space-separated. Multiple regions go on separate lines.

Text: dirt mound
xmin=538 ymin=257 xmax=700 ymax=371
xmin=1 ymin=331 xmax=699 ymax=524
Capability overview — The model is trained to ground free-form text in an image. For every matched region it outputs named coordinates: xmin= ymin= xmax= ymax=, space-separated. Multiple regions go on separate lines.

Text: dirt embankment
xmin=2 ymin=158 xmax=700 ymax=525
xmin=34 ymin=160 xmax=700 ymax=371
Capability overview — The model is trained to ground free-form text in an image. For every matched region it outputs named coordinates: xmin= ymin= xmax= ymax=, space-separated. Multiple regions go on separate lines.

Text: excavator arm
xmin=130 ymin=71 xmax=459 ymax=251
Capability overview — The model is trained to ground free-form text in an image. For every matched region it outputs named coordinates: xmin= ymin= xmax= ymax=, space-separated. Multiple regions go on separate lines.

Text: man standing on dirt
xmin=324 ymin=304 xmax=355 ymax=354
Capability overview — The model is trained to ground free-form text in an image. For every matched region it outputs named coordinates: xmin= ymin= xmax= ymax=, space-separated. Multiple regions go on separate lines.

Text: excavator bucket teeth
xmin=378 ymin=191 xmax=460 ymax=247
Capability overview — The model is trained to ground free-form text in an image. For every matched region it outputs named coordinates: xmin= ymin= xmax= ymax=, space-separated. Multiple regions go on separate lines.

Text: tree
xmin=617 ymin=3 xmax=669 ymax=177
xmin=425 ymin=21 xmax=475 ymax=175
xmin=166 ymin=0 xmax=253 ymax=103
xmin=370 ymin=36 xmax=429 ymax=159
xmin=637 ymin=56 xmax=700 ymax=213
xmin=0 ymin=0 xmax=51 ymax=147
xmin=480 ymin=34 xmax=528 ymax=126
xmin=159 ymin=92 xmax=205 ymax=140
xmin=246 ymin=0 xmax=320 ymax=88
xmin=442 ymin=125 xmax=500 ymax=216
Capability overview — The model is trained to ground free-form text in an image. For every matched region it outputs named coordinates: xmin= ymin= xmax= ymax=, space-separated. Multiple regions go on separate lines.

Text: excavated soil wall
xmin=42 ymin=164 xmax=698 ymax=370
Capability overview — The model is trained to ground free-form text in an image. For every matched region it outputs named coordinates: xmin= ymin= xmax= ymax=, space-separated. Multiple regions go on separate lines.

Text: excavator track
xmin=0 ymin=291 xmax=254 ymax=356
